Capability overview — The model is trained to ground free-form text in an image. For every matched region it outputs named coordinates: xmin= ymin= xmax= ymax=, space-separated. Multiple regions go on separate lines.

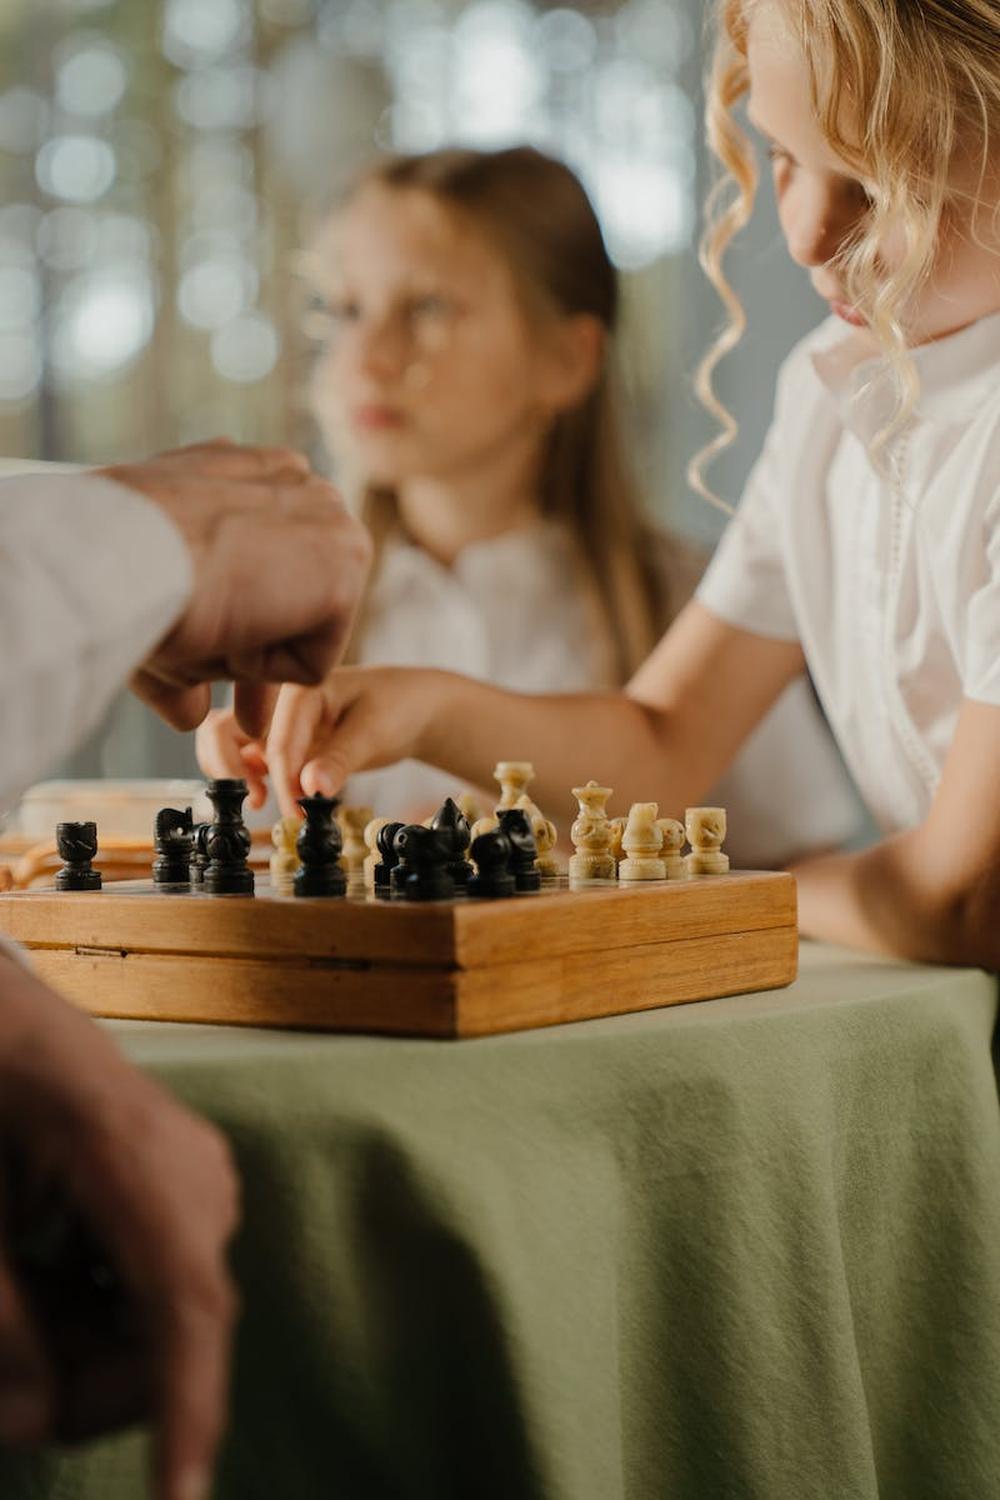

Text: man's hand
xmin=99 ymin=440 xmax=372 ymax=738
xmin=0 ymin=953 xmax=239 ymax=1500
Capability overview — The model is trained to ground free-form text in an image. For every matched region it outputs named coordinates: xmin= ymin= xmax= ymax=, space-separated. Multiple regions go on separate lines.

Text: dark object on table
xmin=498 ymin=808 xmax=541 ymax=893
xmin=467 ymin=828 xmax=515 ymax=899
xmin=430 ymin=797 xmax=473 ymax=888
xmin=375 ymin=819 xmax=405 ymax=896
xmin=294 ymin=793 xmax=346 ymax=898
xmin=152 ymin=806 xmax=194 ymax=888
xmin=394 ymin=824 xmax=455 ymax=902
xmin=55 ymin=821 xmax=102 ymax=892
xmin=203 ymin=779 xmax=254 ymax=896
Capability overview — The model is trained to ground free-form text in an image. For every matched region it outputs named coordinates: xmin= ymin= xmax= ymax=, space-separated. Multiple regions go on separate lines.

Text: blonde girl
xmin=199 ymin=145 xmax=859 ymax=868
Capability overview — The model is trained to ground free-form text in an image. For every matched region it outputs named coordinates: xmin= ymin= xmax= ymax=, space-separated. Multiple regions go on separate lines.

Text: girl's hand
xmin=266 ymin=667 xmax=448 ymax=819
xmin=194 ymin=707 xmax=270 ymax=809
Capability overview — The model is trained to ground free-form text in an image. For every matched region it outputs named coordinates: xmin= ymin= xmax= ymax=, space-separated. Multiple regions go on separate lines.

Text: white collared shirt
xmin=698 ymin=312 xmax=1000 ymax=834
xmin=347 ymin=519 xmax=865 ymax=867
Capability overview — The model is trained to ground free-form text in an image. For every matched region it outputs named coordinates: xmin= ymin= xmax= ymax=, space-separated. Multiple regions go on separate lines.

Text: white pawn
xmin=339 ymin=805 xmax=374 ymax=885
xmin=685 ymin=806 xmax=730 ymax=876
xmin=619 ymin=803 xmax=666 ymax=881
xmin=363 ymin=815 xmax=392 ymax=892
xmin=494 ymin=761 xmax=535 ymax=810
xmin=515 ymin=793 xmax=560 ymax=879
xmin=568 ymin=781 xmax=616 ymax=882
xmin=656 ymin=817 xmax=686 ymax=879
xmin=608 ymin=816 xmax=626 ymax=866
xmin=471 ymin=812 xmax=500 ymax=842
xmin=270 ymin=816 xmax=301 ymax=894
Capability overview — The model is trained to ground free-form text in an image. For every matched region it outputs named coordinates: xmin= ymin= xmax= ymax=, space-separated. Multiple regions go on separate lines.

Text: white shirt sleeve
xmin=696 ymin=358 xmax=802 ymax=643
xmin=0 ymin=472 xmax=192 ymax=809
xmin=964 ymin=488 xmax=1000 ymax=706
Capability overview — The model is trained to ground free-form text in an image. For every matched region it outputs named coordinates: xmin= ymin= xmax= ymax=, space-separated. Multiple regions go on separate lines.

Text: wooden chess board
xmin=0 ymin=873 xmax=798 ymax=1038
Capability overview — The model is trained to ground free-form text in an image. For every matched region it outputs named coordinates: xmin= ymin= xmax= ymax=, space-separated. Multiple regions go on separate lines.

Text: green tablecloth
xmin=2 ymin=942 xmax=999 ymax=1500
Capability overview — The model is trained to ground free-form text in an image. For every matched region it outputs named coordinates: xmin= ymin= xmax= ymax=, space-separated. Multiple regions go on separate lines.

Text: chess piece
xmin=430 ymin=797 xmax=473 ymax=888
xmin=203 ymin=779 xmax=254 ymax=895
xmin=515 ymin=794 xmax=560 ymax=879
xmin=339 ymin=805 xmax=374 ymax=888
xmin=608 ymin=817 xmax=626 ymax=865
xmin=55 ymin=822 xmax=101 ymax=891
xmin=470 ymin=812 xmax=499 ymax=842
xmin=189 ymin=822 xmax=209 ymax=886
xmin=498 ymin=808 xmax=540 ymax=892
xmin=294 ymin=794 xmax=346 ymax=897
xmin=393 ymin=824 xmax=454 ymax=902
xmin=152 ymin=806 xmax=194 ymax=887
xmin=270 ymin=816 xmax=302 ymax=894
xmin=494 ymin=761 xmax=535 ymax=810
xmin=456 ymin=791 xmax=483 ymax=825
xmin=656 ymin=817 xmax=686 ymax=879
xmin=568 ymin=781 xmax=616 ymax=882
xmin=618 ymin=803 xmax=666 ymax=881
xmin=375 ymin=819 xmax=405 ymax=897
xmin=684 ymin=806 xmax=730 ymax=876
xmin=467 ymin=828 xmax=515 ymax=898
xmin=363 ymin=815 xmax=392 ymax=891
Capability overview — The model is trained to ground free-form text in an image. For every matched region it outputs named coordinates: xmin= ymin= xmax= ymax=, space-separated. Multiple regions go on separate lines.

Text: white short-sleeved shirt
xmin=698 ymin=311 xmax=1000 ymax=835
xmin=347 ymin=518 xmax=865 ymax=868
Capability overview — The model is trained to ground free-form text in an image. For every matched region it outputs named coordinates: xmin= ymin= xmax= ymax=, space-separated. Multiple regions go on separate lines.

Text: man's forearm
xmin=793 ymin=837 xmax=1000 ymax=970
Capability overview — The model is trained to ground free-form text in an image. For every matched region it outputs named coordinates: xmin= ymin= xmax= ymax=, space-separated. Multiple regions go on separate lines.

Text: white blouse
xmin=347 ymin=519 xmax=865 ymax=868
xmin=698 ymin=311 xmax=1000 ymax=835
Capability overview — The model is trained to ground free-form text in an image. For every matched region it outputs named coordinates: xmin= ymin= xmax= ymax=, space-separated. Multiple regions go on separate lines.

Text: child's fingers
xmin=297 ymin=703 xmax=384 ymax=801
xmin=238 ymin=743 xmax=269 ymax=809
xmin=194 ymin=710 xmax=252 ymax=782
xmin=266 ymin=690 xmax=328 ymax=820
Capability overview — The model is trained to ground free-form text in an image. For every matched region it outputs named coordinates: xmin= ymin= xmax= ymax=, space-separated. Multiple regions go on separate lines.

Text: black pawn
xmin=467 ymin=828 xmax=515 ymax=899
xmin=375 ymin=820 xmax=405 ymax=897
xmin=394 ymin=824 xmax=454 ymax=902
xmin=294 ymin=794 xmax=346 ymax=898
xmin=189 ymin=823 xmax=209 ymax=886
xmin=55 ymin=822 xmax=101 ymax=892
xmin=498 ymin=808 xmax=541 ymax=893
xmin=203 ymin=779 xmax=254 ymax=896
xmin=430 ymin=797 xmax=473 ymax=889
xmin=153 ymin=807 xmax=194 ymax=888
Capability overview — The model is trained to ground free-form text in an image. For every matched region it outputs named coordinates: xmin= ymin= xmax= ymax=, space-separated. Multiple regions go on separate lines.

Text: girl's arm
xmin=793 ymin=698 xmax=1000 ymax=970
xmin=266 ymin=601 xmax=807 ymax=821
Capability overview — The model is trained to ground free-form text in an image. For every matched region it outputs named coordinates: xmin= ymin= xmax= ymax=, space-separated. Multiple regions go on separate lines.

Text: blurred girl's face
xmin=311 ymin=184 xmax=561 ymax=485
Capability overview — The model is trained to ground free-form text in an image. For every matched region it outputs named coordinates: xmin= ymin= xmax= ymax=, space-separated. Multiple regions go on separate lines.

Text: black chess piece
xmin=152 ymin=806 xmax=194 ymax=888
xmin=394 ymin=824 xmax=455 ymax=902
xmin=294 ymin=793 xmax=346 ymax=898
xmin=203 ymin=779 xmax=254 ymax=895
xmin=375 ymin=819 xmax=405 ymax=896
xmin=498 ymin=808 xmax=541 ymax=892
xmin=189 ymin=822 xmax=209 ymax=886
xmin=55 ymin=822 xmax=102 ymax=891
xmin=430 ymin=797 xmax=473 ymax=888
xmin=467 ymin=828 xmax=515 ymax=899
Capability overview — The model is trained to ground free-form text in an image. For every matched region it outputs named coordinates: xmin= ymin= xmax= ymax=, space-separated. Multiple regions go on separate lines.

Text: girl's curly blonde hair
xmin=691 ymin=0 xmax=1000 ymax=502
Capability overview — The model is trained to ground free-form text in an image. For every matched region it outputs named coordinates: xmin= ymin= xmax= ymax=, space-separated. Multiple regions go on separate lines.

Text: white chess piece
xmin=363 ymin=815 xmax=392 ymax=892
xmin=568 ymin=781 xmax=616 ymax=882
xmin=339 ymin=805 xmax=374 ymax=884
xmin=656 ymin=817 xmax=686 ymax=879
xmin=684 ymin=806 xmax=730 ymax=875
xmin=618 ymin=803 xmax=666 ymax=881
xmin=269 ymin=816 xmax=301 ymax=893
xmin=494 ymin=761 xmax=535 ymax=810
xmin=515 ymin=794 xmax=560 ymax=879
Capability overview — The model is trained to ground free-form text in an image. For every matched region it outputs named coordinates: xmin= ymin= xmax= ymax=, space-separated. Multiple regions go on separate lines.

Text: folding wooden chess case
xmin=0 ymin=873 xmax=797 ymax=1038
